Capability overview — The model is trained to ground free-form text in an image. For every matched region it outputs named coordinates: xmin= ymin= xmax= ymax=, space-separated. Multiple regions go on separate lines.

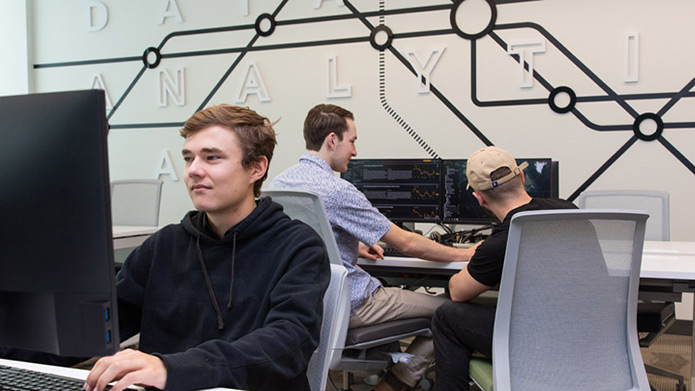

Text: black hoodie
xmin=116 ymin=197 xmax=330 ymax=391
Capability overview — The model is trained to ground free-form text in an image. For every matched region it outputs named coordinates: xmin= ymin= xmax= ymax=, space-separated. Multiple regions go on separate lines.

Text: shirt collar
xmin=300 ymin=152 xmax=334 ymax=175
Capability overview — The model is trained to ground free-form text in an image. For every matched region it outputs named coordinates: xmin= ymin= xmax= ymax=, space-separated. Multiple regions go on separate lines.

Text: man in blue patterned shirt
xmin=270 ymin=104 xmax=475 ymax=391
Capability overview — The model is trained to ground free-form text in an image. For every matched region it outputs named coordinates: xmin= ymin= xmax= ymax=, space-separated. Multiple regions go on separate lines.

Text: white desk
xmin=112 ymin=225 xmax=159 ymax=250
xmin=357 ymin=241 xmax=695 ymax=278
xmin=642 ymin=241 xmax=695 ymax=280
xmin=0 ymin=358 xmax=241 ymax=391
xmin=357 ymin=240 xmax=695 ymax=385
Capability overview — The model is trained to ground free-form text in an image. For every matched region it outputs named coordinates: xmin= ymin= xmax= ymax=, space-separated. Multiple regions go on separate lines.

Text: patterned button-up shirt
xmin=270 ymin=153 xmax=392 ymax=315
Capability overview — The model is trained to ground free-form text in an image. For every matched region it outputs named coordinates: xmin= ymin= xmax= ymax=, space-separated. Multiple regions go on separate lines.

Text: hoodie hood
xmin=181 ymin=196 xmax=284 ymax=242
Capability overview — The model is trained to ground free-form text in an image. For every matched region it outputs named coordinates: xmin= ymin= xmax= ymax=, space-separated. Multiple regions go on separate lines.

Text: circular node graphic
xmin=370 ymin=25 xmax=394 ymax=51
xmin=548 ymin=86 xmax=577 ymax=114
xmin=633 ymin=113 xmax=664 ymax=141
xmin=450 ymin=0 xmax=497 ymax=40
xmin=255 ymin=13 xmax=276 ymax=37
xmin=142 ymin=47 xmax=162 ymax=69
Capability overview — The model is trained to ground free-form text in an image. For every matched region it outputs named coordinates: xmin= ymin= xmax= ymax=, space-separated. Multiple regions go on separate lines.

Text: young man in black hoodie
xmin=83 ymin=105 xmax=331 ymax=391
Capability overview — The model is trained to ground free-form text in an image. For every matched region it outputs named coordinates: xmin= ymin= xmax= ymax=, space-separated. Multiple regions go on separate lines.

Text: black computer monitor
xmin=341 ymin=159 xmax=443 ymax=223
xmin=442 ymin=158 xmax=558 ymax=224
xmin=0 ymin=90 xmax=119 ymax=357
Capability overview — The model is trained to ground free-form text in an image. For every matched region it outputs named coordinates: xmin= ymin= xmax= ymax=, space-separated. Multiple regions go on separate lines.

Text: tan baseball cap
xmin=466 ymin=146 xmax=528 ymax=192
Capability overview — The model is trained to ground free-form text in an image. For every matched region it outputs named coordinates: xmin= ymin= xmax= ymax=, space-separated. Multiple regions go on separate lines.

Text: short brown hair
xmin=303 ymin=104 xmax=354 ymax=151
xmin=180 ymin=104 xmax=277 ymax=196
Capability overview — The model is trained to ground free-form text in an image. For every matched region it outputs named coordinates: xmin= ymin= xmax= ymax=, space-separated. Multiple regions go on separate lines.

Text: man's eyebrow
xmin=181 ymin=147 xmax=223 ymax=155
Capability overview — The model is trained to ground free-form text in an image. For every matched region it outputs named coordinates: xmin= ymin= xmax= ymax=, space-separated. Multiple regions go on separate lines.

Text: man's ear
xmin=324 ymin=132 xmax=337 ymax=150
xmin=249 ymin=156 xmax=269 ymax=183
xmin=472 ymin=191 xmax=486 ymax=207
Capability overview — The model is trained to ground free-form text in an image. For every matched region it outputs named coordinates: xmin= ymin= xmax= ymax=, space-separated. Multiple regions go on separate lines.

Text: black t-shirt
xmin=467 ymin=198 xmax=578 ymax=287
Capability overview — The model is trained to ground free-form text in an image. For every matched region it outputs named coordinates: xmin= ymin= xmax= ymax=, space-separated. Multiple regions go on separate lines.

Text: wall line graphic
xmin=32 ymin=0 xmax=695 ymax=200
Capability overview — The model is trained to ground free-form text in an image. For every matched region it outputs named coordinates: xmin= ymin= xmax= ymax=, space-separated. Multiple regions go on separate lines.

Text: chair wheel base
xmin=416 ymin=377 xmax=434 ymax=391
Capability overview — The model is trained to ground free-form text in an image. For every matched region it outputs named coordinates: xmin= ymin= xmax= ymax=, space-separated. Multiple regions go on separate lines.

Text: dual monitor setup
xmin=342 ymin=158 xmax=559 ymax=225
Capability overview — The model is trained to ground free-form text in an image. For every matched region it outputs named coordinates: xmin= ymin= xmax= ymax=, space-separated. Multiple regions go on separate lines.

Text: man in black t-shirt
xmin=432 ymin=146 xmax=576 ymax=390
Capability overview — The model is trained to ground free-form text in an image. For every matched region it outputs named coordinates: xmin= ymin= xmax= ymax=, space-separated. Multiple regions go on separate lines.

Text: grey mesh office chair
xmin=261 ymin=189 xmax=342 ymax=266
xmin=470 ymin=209 xmax=650 ymax=391
xmin=262 ymin=189 xmax=435 ymax=391
xmin=306 ymin=263 xmax=351 ymax=391
xmin=110 ymin=179 xmax=163 ymax=226
xmin=576 ymin=190 xmax=682 ymax=390
xmin=577 ymin=190 xmax=669 ymax=241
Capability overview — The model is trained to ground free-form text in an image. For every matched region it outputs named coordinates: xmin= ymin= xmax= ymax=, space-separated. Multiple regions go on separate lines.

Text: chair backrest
xmin=262 ymin=190 xmax=350 ymax=390
xmin=261 ymin=189 xmax=343 ymax=265
xmin=493 ymin=209 xmax=650 ymax=391
xmin=111 ymin=179 xmax=163 ymax=226
xmin=306 ymin=264 xmax=351 ymax=391
xmin=577 ymin=190 xmax=669 ymax=241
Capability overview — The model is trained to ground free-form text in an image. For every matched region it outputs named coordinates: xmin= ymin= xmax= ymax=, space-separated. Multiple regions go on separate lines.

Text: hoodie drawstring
xmin=196 ymin=236 xmax=225 ymax=331
xmin=227 ymin=231 xmax=236 ymax=310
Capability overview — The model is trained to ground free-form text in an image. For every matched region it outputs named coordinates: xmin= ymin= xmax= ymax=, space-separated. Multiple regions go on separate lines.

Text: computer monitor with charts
xmin=341 ymin=159 xmax=443 ymax=223
xmin=442 ymin=158 xmax=558 ymax=224
xmin=343 ymin=158 xmax=558 ymax=226
xmin=0 ymin=90 xmax=119 ymax=357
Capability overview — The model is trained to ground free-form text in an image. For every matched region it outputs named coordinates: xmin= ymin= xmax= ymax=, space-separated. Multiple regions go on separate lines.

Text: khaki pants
xmin=349 ymin=287 xmax=449 ymax=387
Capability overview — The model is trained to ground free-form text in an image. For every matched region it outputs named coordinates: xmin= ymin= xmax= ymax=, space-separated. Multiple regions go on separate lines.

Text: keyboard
xmin=379 ymin=241 xmax=474 ymax=258
xmin=0 ymin=364 xmax=110 ymax=391
xmin=382 ymin=245 xmax=408 ymax=258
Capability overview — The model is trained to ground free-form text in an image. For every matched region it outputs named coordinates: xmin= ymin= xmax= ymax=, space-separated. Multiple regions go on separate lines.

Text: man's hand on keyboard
xmin=358 ymin=242 xmax=384 ymax=261
xmin=83 ymin=348 xmax=167 ymax=391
